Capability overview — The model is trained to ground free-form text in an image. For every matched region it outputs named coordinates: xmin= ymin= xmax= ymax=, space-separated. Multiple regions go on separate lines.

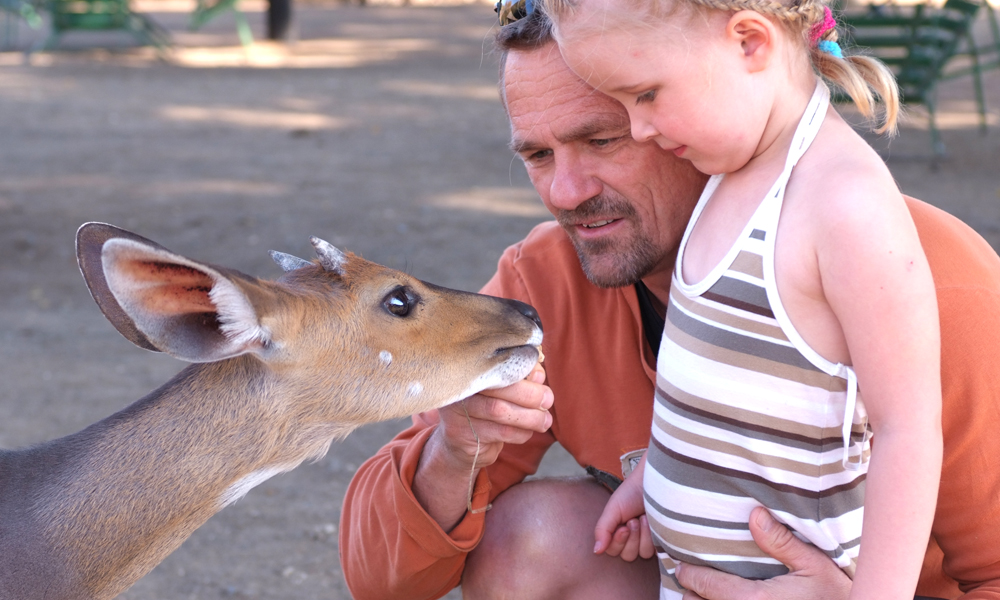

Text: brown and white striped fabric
xmin=644 ymin=82 xmax=873 ymax=598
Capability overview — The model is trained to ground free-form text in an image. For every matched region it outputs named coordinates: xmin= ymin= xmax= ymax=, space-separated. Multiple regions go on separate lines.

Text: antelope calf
xmin=0 ymin=223 xmax=543 ymax=600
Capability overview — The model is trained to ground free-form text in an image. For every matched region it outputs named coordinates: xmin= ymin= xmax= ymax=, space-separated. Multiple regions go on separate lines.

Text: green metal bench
xmin=839 ymin=0 xmax=986 ymax=156
xmin=189 ymin=0 xmax=295 ymax=46
xmin=189 ymin=0 xmax=252 ymax=47
xmin=944 ymin=1 xmax=1000 ymax=104
xmin=42 ymin=0 xmax=170 ymax=50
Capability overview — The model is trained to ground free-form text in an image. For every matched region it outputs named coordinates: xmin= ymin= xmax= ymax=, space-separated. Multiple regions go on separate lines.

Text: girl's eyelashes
xmin=636 ymin=90 xmax=657 ymax=105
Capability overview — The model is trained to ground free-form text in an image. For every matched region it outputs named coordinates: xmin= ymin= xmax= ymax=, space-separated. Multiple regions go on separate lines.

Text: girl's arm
xmin=593 ymin=453 xmax=655 ymax=561
xmin=807 ymin=158 xmax=942 ymax=600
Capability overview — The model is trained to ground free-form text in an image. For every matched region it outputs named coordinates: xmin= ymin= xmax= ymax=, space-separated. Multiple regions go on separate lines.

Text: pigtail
xmin=810 ymin=11 xmax=900 ymax=134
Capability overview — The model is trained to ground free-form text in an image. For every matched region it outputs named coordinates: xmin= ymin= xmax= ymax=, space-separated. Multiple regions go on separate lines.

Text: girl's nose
xmin=630 ymin=118 xmax=659 ymax=144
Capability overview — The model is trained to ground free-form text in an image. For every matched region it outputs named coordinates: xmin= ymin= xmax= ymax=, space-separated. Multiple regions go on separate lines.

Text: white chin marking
xmin=446 ymin=352 xmax=538 ymax=408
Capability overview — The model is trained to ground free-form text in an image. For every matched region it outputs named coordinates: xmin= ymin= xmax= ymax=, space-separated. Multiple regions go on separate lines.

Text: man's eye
xmin=592 ymin=136 xmax=624 ymax=148
xmin=636 ymin=90 xmax=657 ymax=105
xmin=525 ymin=149 xmax=552 ymax=162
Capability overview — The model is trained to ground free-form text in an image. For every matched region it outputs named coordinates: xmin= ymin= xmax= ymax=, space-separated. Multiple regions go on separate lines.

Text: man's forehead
xmin=505 ymin=45 xmax=629 ymax=150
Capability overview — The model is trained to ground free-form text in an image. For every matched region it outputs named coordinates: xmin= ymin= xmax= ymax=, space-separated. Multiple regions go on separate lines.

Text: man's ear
xmin=727 ymin=10 xmax=775 ymax=72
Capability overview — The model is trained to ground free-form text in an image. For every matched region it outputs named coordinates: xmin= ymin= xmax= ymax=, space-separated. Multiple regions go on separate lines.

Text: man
xmin=340 ymin=8 xmax=1000 ymax=600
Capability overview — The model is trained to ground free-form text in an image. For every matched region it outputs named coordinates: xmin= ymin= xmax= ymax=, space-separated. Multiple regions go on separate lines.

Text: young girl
xmin=544 ymin=0 xmax=942 ymax=598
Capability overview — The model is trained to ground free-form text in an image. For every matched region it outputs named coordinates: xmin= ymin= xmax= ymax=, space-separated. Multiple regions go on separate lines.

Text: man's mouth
xmin=582 ymin=219 xmax=618 ymax=229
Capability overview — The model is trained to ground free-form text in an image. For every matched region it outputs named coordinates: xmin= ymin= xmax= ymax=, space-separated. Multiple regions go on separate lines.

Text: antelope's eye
xmin=383 ymin=286 xmax=416 ymax=317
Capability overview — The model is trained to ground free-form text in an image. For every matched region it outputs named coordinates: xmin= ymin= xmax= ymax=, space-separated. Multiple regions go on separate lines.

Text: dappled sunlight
xmin=381 ymin=79 xmax=500 ymax=101
xmin=427 ymin=187 xmax=550 ymax=218
xmin=897 ymin=102 xmax=1000 ymax=131
xmin=0 ymin=175 xmax=289 ymax=197
xmin=159 ymin=104 xmax=347 ymax=130
xmin=0 ymin=175 xmax=118 ymax=192
xmin=170 ymin=38 xmax=435 ymax=68
xmin=138 ymin=179 xmax=289 ymax=196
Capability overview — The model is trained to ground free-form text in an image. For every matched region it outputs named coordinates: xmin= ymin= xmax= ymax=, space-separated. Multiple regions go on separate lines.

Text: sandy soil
xmin=0 ymin=2 xmax=998 ymax=598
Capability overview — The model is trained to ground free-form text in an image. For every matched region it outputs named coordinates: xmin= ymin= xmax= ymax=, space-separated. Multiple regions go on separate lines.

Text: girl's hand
xmin=594 ymin=454 xmax=654 ymax=561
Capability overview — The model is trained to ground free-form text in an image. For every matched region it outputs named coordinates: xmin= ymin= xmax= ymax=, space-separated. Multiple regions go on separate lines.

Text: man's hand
xmin=436 ymin=366 xmax=553 ymax=470
xmin=412 ymin=365 xmax=554 ymax=531
xmin=675 ymin=507 xmax=851 ymax=600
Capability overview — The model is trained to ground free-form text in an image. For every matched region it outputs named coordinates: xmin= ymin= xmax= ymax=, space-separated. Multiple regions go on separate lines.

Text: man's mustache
xmin=555 ymin=195 xmax=637 ymax=229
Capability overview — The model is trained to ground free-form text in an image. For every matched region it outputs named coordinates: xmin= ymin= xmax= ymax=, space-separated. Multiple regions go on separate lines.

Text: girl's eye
xmin=636 ymin=90 xmax=657 ymax=105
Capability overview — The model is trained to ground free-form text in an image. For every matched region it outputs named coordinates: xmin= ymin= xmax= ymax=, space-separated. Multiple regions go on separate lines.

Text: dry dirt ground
xmin=1 ymin=2 xmax=999 ymax=598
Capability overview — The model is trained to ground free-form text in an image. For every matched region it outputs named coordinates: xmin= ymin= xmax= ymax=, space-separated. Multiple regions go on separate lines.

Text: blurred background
xmin=0 ymin=0 xmax=997 ymax=597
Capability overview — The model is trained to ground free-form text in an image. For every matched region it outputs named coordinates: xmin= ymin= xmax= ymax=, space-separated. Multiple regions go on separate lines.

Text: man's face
xmin=504 ymin=43 xmax=708 ymax=289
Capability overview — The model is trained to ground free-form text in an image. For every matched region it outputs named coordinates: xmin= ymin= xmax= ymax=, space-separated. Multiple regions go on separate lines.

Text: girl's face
xmin=556 ymin=3 xmax=772 ymax=175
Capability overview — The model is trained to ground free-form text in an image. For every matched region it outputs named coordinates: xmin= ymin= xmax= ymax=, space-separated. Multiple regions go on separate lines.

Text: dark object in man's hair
xmin=493 ymin=7 xmax=553 ymax=53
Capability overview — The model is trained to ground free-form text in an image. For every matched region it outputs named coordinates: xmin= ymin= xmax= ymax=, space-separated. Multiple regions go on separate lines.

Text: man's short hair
xmin=494 ymin=9 xmax=555 ymax=111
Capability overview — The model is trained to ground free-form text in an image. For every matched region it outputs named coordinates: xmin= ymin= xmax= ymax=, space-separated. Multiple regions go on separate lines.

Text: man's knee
xmin=462 ymin=477 xmax=658 ymax=600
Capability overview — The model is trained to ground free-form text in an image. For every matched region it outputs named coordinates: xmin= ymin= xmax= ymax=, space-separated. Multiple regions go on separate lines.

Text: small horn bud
xmin=269 ymin=250 xmax=313 ymax=272
xmin=311 ymin=237 xmax=348 ymax=275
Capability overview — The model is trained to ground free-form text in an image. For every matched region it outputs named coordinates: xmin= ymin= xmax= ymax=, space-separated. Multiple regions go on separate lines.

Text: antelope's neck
xmin=9 ymin=358 xmax=302 ymax=599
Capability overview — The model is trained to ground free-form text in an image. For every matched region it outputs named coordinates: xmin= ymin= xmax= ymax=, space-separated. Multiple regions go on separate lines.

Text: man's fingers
xmin=479 ymin=375 xmax=554 ymax=412
xmin=675 ymin=562 xmax=754 ymax=600
xmin=748 ymin=507 xmax=831 ymax=572
xmin=527 ymin=364 xmax=546 ymax=384
xmin=676 ymin=509 xmax=852 ymax=600
xmin=444 ymin=384 xmax=552 ymax=437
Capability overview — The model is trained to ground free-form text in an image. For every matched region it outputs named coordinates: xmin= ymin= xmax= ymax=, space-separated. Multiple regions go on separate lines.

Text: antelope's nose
xmin=510 ymin=299 xmax=543 ymax=332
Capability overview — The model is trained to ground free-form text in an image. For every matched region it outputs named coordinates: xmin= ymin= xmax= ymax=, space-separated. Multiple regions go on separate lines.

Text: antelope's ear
xmin=77 ymin=222 xmax=271 ymax=363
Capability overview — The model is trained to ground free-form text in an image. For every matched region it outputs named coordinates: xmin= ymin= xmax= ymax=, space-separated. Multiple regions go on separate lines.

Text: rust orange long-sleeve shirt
xmin=339 ymin=196 xmax=1000 ymax=599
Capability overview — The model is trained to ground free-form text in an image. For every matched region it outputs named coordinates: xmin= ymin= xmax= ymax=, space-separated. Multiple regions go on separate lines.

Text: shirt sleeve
xmin=338 ymin=242 xmax=555 ymax=600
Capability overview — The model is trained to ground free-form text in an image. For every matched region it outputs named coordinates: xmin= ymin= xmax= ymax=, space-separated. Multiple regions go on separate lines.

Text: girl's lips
xmin=672 ymin=146 xmax=686 ymax=157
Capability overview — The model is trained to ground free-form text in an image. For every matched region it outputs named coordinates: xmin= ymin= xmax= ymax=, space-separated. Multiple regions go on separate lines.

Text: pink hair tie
xmin=809 ymin=6 xmax=837 ymax=44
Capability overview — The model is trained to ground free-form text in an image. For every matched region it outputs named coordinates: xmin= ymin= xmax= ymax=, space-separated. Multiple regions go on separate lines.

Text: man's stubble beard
xmin=557 ymin=194 xmax=665 ymax=289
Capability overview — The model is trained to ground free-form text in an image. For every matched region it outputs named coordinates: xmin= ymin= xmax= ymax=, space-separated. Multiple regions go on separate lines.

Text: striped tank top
xmin=644 ymin=81 xmax=873 ymax=598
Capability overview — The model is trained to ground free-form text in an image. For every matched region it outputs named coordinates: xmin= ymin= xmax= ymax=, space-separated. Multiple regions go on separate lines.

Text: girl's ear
xmin=727 ymin=10 xmax=776 ymax=72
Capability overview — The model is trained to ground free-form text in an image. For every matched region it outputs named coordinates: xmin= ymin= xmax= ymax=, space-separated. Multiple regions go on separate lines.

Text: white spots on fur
xmin=217 ymin=464 xmax=296 ymax=509
xmin=408 ymin=382 xmax=423 ymax=397
xmin=379 ymin=350 xmax=393 ymax=367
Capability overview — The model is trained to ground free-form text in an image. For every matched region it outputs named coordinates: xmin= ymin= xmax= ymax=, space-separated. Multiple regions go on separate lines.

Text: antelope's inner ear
xmin=100 ymin=238 xmax=269 ymax=363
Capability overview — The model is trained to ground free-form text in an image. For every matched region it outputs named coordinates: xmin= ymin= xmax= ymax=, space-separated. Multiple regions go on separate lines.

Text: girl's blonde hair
xmin=544 ymin=0 xmax=900 ymax=134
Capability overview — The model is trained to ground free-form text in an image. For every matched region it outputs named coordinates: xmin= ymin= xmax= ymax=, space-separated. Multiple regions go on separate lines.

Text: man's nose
xmin=547 ymin=156 xmax=602 ymax=211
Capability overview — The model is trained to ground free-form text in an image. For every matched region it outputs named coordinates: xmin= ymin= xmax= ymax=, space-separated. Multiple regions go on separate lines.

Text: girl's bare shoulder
xmin=788 ymin=117 xmax=906 ymax=232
